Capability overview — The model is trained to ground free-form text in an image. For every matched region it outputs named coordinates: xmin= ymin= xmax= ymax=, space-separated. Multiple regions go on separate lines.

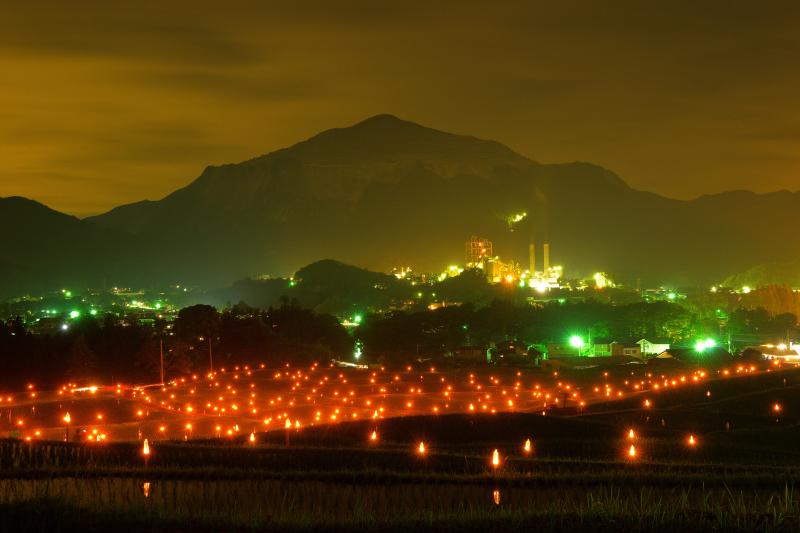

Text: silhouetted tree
xmin=175 ymin=304 xmax=220 ymax=343
xmin=68 ymin=334 xmax=98 ymax=380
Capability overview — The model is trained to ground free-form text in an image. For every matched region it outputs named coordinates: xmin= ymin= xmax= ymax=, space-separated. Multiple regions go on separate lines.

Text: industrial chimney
xmin=543 ymin=243 xmax=550 ymax=271
xmin=528 ymin=243 xmax=536 ymax=273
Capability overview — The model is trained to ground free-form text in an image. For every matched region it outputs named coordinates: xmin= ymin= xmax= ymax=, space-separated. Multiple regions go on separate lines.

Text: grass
xmin=1 ymin=484 xmax=799 ymax=532
xmin=4 ymin=367 xmax=800 ymax=531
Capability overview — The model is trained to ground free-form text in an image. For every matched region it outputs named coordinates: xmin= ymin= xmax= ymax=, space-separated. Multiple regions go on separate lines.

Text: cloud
xmin=0 ymin=3 xmax=260 ymax=67
xmin=133 ymin=67 xmax=330 ymax=102
xmin=1 ymin=0 xmax=800 ymax=213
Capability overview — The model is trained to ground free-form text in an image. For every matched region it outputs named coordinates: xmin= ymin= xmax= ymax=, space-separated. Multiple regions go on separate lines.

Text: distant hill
xmin=203 ymin=259 xmax=413 ymax=316
xmin=722 ymin=261 xmax=800 ymax=288
xmin=201 ymin=259 xmax=512 ymax=317
xmin=3 ymin=114 xmax=800 ymax=298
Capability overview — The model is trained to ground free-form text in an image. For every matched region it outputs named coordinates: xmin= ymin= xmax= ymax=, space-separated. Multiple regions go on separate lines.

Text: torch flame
xmin=628 ymin=444 xmax=636 ymax=458
xmin=63 ymin=412 xmax=71 ymax=424
xmin=142 ymin=438 xmax=150 ymax=456
xmin=523 ymin=438 xmax=532 ymax=454
xmin=370 ymin=430 xmax=378 ymax=442
xmin=418 ymin=441 xmax=426 ymax=455
xmin=491 ymin=448 xmax=500 ymax=468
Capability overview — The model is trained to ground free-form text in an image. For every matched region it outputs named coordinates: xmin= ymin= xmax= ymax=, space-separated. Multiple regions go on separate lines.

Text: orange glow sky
xmin=2 ymin=1 xmax=799 ymax=216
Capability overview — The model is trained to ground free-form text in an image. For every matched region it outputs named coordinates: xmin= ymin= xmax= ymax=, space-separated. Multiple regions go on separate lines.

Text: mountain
xmin=84 ymin=114 xmax=542 ymax=283
xmin=4 ymin=114 xmax=800 ymax=298
xmin=0 ymin=196 xmax=140 ymax=297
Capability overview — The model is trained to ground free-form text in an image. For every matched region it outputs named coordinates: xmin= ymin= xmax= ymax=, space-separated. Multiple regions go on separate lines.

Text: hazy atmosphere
xmin=4 ymin=4 xmax=800 ymax=531
xmin=2 ymin=1 xmax=800 ymax=215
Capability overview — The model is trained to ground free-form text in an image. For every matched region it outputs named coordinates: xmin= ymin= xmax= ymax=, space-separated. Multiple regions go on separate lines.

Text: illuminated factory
xmin=525 ymin=241 xmax=563 ymax=292
xmin=461 ymin=236 xmax=563 ymax=290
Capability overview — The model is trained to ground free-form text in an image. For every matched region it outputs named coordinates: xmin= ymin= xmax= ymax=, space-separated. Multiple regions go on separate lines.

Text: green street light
xmin=694 ymin=340 xmax=706 ymax=353
xmin=353 ymin=314 xmax=363 ymax=324
xmin=694 ymin=338 xmax=717 ymax=353
xmin=569 ymin=335 xmax=585 ymax=356
xmin=69 ymin=310 xmax=80 ymax=319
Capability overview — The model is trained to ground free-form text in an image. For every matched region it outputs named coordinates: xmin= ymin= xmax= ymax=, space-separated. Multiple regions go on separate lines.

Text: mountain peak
xmin=354 ymin=113 xmax=406 ymax=125
xmin=269 ymin=114 xmax=533 ymax=168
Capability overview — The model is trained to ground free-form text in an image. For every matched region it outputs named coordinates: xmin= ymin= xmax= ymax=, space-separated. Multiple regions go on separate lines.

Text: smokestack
xmin=543 ymin=243 xmax=550 ymax=271
xmin=528 ymin=243 xmax=536 ymax=273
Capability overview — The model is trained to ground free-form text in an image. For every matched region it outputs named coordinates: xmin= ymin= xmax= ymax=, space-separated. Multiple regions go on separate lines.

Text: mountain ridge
xmin=4 ymin=114 xmax=800 ymax=298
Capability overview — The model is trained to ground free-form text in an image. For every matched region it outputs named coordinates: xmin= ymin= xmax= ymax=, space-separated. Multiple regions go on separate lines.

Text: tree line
xmin=0 ymin=300 xmax=350 ymax=390
xmin=357 ymin=300 xmax=797 ymax=364
xmin=0 ymin=297 xmax=795 ymax=390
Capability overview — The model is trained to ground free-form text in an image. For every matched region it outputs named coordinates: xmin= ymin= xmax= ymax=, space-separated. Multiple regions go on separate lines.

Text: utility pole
xmin=208 ymin=336 xmax=214 ymax=373
xmin=159 ymin=338 xmax=165 ymax=385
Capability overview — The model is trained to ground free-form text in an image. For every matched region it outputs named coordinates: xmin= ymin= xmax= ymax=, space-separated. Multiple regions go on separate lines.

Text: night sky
xmin=2 ymin=1 xmax=799 ymax=216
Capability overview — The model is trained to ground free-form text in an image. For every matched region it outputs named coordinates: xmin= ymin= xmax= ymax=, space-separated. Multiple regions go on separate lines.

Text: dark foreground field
xmin=3 ymin=367 xmax=800 ymax=532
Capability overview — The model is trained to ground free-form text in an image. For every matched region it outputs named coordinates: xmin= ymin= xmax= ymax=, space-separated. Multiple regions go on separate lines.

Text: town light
xmin=569 ymin=335 xmax=585 ymax=349
xmin=354 ymin=340 xmax=363 ymax=361
xmin=694 ymin=338 xmax=717 ymax=353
